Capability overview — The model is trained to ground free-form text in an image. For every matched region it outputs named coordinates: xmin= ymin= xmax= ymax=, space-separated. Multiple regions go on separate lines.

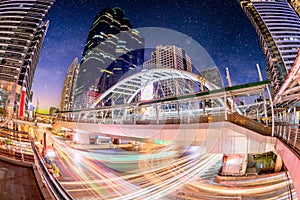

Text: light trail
xmin=40 ymin=130 xmax=297 ymax=200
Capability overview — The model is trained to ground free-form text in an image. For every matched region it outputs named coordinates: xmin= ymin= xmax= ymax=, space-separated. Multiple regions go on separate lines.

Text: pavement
xmin=0 ymin=160 xmax=43 ymax=200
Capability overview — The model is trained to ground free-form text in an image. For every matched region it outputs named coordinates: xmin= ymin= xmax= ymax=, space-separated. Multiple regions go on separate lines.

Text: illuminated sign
xmin=19 ymin=88 xmax=26 ymax=118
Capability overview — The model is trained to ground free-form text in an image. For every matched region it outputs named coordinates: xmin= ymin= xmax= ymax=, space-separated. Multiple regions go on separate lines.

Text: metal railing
xmin=0 ymin=148 xmax=34 ymax=162
xmin=0 ymin=127 xmax=34 ymax=162
xmin=0 ymin=126 xmax=73 ymax=199
xmin=31 ymin=138 xmax=73 ymax=200
xmin=274 ymin=123 xmax=300 ymax=155
xmin=227 ymin=112 xmax=272 ymax=136
xmin=56 ymin=110 xmax=273 ymax=138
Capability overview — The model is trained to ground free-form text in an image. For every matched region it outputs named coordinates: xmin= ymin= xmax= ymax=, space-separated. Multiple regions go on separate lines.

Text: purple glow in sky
xmin=32 ymin=0 xmax=266 ymax=113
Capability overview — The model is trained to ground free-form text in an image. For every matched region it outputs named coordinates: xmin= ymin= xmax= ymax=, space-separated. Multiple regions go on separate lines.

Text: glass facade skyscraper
xmin=0 ymin=0 xmax=55 ymax=117
xmin=199 ymin=67 xmax=222 ymax=88
xmin=60 ymin=57 xmax=79 ymax=112
xmin=238 ymin=0 xmax=300 ymax=96
xmin=73 ymin=7 xmax=144 ymax=109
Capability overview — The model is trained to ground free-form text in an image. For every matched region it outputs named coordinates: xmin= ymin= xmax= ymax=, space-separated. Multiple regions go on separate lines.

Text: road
xmin=33 ymin=126 xmax=298 ymax=199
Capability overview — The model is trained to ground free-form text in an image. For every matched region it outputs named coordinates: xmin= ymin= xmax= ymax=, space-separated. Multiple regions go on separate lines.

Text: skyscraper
xmin=0 ymin=0 xmax=55 ymax=118
xmin=289 ymin=0 xmax=300 ymax=16
xmin=238 ymin=0 xmax=300 ymax=96
xmin=73 ymin=7 xmax=144 ymax=109
xmin=143 ymin=45 xmax=193 ymax=99
xmin=200 ymin=67 xmax=222 ymax=88
xmin=60 ymin=57 xmax=79 ymax=112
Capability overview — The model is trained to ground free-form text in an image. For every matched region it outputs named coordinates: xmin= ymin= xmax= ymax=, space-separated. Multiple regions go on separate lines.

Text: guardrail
xmin=0 ymin=148 xmax=34 ymax=162
xmin=227 ymin=112 xmax=272 ymax=136
xmin=55 ymin=111 xmax=273 ymax=137
xmin=31 ymin=139 xmax=73 ymax=200
xmin=274 ymin=123 xmax=300 ymax=155
xmin=123 ymin=112 xmax=272 ymax=137
xmin=0 ymin=127 xmax=34 ymax=162
xmin=0 ymin=126 xmax=73 ymax=199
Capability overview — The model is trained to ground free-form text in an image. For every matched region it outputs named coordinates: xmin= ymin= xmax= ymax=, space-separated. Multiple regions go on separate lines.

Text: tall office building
xmin=73 ymin=7 xmax=144 ymax=109
xmin=238 ymin=0 xmax=300 ymax=96
xmin=60 ymin=57 xmax=79 ymax=112
xmin=0 ymin=0 xmax=55 ymax=118
xmin=289 ymin=0 xmax=300 ymax=16
xmin=143 ymin=45 xmax=193 ymax=99
xmin=200 ymin=67 xmax=222 ymax=88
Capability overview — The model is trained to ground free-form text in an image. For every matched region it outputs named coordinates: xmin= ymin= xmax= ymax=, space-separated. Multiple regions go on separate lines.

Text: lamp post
xmin=42 ymin=132 xmax=47 ymax=157
xmin=14 ymin=102 xmax=19 ymax=131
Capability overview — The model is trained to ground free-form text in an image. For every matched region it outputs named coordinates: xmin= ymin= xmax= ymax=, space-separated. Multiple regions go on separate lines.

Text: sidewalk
xmin=0 ymin=160 xmax=43 ymax=200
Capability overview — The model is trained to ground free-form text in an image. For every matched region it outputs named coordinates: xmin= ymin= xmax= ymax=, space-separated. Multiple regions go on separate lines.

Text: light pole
xmin=14 ymin=102 xmax=19 ymax=131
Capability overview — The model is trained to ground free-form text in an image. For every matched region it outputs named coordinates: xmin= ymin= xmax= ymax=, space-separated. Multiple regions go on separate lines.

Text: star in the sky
xmin=34 ymin=0 xmax=266 ymax=111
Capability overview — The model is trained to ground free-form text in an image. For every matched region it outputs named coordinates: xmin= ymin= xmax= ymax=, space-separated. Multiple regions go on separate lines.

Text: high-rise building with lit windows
xmin=0 ymin=0 xmax=55 ymax=118
xmin=143 ymin=45 xmax=193 ymax=99
xmin=289 ymin=0 xmax=300 ymax=16
xmin=238 ymin=0 xmax=300 ymax=96
xmin=73 ymin=7 xmax=144 ymax=109
xmin=200 ymin=67 xmax=222 ymax=88
xmin=60 ymin=57 xmax=79 ymax=112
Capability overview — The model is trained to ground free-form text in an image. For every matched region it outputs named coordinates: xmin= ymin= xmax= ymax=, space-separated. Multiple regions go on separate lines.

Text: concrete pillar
xmin=294 ymin=107 xmax=297 ymax=124
xmin=294 ymin=129 xmax=298 ymax=148
xmin=123 ymin=109 xmax=127 ymax=121
xmin=224 ymin=93 xmax=227 ymax=121
xmin=177 ymin=101 xmax=180 ymax=116
xmin=78 ymin=133 xmax=90 ymax=144
xmin=264 ymin=86 xmax=274 ymax=135
xmin=93 ymin=111 xmax=96 ymax=124
xmin=155 ymin=104 xmax=159 ymax=124
xmin=274 ymin=152 xmax=283 ymax=173
xmin=133 ymin=107 xmax=137 ymax=124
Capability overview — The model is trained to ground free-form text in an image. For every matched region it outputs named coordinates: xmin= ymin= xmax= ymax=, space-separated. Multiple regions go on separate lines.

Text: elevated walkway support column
xmin=224 ymin=92 xmax=228 ymax=121
xmin=274 ymin=152 xmax=283 ymax=173
xmin=134 ymin=106 xmax=138 ymax=124
xmin=93 ymin=111 xmax=96 ymax=124
xmin=266 ymin=86 xmax=275 ymax=136
xmin=155 ymin=103 xmax=159 ymax=124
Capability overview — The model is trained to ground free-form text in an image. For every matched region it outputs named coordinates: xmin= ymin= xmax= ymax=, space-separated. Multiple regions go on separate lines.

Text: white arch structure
xmin=93 ymin=68 xmax=221 ymax=108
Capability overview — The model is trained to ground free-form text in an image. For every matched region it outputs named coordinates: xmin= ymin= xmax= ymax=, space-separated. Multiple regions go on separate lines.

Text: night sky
xmin=33 ymin=0 xmax=266 ymax=113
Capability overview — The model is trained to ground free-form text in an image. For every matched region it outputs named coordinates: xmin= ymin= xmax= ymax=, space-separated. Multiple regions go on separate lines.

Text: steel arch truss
xmin=59 ymin=80 xmax=270 ymax=124
xmin=93 ymin=68 xmax=220 ymax=107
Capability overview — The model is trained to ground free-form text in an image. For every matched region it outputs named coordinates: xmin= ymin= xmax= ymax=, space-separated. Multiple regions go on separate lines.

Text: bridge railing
xmin=273 ymin=123 xmax=300 ymax=154
xmin=116 ymin=112 xmax=272 ymax=136
xmin=227 ymin=112 xmax=272 ymax=136
xmin=0 ymin=127 xmax=34 ymax=162
xmin=0 ymin=126 xmax=73 ymax=199
xmin=57 ymin=110 xmax=273 ymax=137
xmin=30 ymin=138 xmax=73 ymax=200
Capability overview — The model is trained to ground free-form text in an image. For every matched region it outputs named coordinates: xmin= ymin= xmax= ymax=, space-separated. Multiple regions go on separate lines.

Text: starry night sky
xmin=33 ymin=0 xmax=266 ymax=113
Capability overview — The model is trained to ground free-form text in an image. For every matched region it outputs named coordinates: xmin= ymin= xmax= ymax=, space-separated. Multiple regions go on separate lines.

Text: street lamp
xmin=14 ymin=102 xmax=19 ymax=131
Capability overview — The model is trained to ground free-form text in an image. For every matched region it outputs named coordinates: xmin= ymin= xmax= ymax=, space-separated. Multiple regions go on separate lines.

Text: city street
xmin=1 ymin=0 xmax=300 ymax=199
xmin=40 ymin=129 xmax=296 ymax=199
